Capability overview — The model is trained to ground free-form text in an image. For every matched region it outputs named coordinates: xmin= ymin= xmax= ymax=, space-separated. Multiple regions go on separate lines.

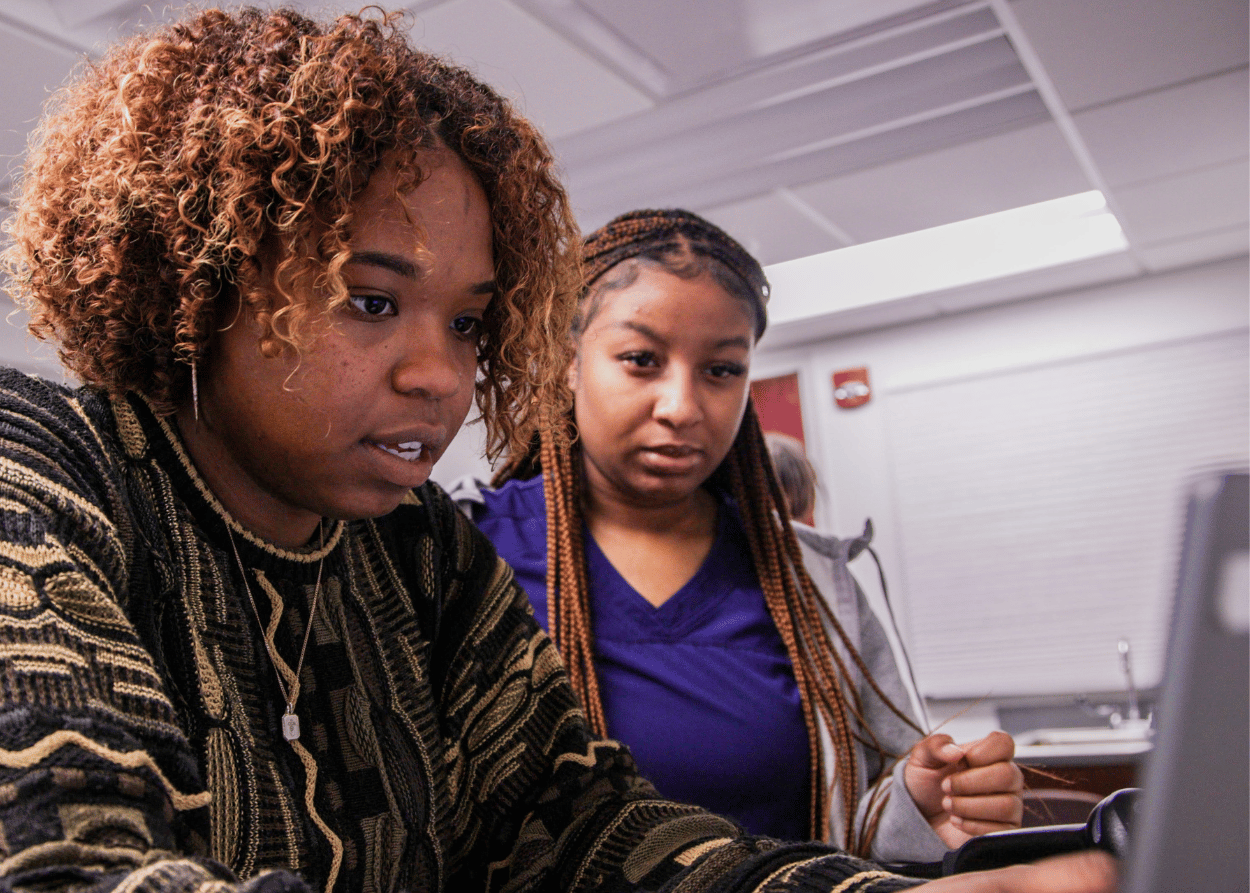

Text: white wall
xmin=0 ymin=301 xmax=70 ymax=383
xmin=431 ymin=409 xmax=492 ymax=489
xmin=751 ymin=255 xmax=1249 ymax=700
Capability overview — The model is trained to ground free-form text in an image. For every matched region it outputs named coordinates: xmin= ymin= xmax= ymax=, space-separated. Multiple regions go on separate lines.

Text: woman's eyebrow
xmin=348 ymin=251 xmax=496 ymax=296
xmin=348 ymin=250 xmax=418 ymax=280
xmin=620 ymin=320 xmax=663 ymax=341
xmin=619 ymin=321 xmax=749 ymax=351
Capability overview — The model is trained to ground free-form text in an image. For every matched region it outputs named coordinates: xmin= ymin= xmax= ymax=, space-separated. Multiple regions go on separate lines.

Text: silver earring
xmin=191 ymin=358 xmax=200 ymax=421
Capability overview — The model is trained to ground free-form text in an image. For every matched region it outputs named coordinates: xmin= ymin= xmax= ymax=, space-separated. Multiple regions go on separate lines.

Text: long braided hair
xmin=493 ymin=209 xmax=921 ymax=850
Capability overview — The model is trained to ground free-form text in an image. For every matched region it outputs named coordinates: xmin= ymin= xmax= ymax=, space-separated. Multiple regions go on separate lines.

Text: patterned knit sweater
xmin=0 ymin=368 xmax=921 ymax=893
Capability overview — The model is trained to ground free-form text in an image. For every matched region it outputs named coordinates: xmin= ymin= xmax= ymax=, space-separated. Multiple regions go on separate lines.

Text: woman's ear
xmin=565 ymin=355 xmax=579 ymax=392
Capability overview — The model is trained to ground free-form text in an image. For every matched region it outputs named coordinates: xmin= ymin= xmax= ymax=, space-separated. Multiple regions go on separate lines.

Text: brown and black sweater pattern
xmin=0 ymin=368 xmax=919 ymax=893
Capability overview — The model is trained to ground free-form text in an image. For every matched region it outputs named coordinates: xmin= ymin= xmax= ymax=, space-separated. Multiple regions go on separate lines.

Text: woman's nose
xmin=391 ymin=330 xmax=464 ymax=400
xmin=653 ymin=372 xmax=702 ymax=427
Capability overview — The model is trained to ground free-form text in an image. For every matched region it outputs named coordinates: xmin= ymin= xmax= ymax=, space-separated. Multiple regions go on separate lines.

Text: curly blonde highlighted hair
xmin=2 ymin=5 xmax=578 ymax=459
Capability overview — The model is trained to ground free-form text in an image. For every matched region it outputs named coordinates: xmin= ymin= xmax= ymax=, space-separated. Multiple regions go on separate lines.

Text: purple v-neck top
xmin=471 ymin=475 xmax=810 ymax=840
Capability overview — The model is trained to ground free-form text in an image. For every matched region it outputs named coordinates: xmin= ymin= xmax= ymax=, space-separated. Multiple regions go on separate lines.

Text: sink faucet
xmin=1108 ymin=637 xmax=1154 ymax=735
xmin=1074 ymin=639 xmax=1154 ymax=737
xmin=1117 ymin=637 xmax=1141 ymax=724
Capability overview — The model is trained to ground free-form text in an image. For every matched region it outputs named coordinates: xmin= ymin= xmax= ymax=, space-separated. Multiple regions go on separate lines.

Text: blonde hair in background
xmin=765 ymin=432 xmax=818 ymax=524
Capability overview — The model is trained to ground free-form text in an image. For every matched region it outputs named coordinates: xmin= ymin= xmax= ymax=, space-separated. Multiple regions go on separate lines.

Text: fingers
xmin=912 ymin=729 xmax=1018 ymax=775
xmin=947 ymin=816 xmax=1018 ymax=837
xmin=962 ymin=730 xmax=1016 ymax=767
xmin=942 ymin=761 xmax=1025 ymax=832
xmin=944 ymin=791 xmax=1024 ymax=822
xmin=943 ymin=760 xmax=1025 ymax=798
xmin=1000 ymin=851 xmax=1119 ymax=893
xmin=943 ymin=791 xmax=1026 ymax=835
xmin=909 ymin=732 xmax=967 ymax=771
xmin=917 ymin=851 xmax=1118 ymax=893
xmin=907 ymin=731 xmax=1024 ymax=835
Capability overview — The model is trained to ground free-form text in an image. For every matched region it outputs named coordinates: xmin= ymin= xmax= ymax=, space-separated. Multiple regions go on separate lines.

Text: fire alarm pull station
xmin=832 ymin=367 xmax=870 ymax=409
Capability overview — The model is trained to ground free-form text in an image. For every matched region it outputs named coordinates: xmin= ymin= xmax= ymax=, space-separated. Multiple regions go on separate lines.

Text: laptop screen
xmin=1123 ymin=470 xmax=1248 ymax=893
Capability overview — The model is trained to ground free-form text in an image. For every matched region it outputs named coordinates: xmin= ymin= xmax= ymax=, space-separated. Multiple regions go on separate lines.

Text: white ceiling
xmin=0 ymin=0 xmax=1244 ymax=363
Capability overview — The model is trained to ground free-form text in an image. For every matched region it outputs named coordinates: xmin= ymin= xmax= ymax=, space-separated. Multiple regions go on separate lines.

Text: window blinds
xmin=883 ymin=330 xmax=1249 ymax=698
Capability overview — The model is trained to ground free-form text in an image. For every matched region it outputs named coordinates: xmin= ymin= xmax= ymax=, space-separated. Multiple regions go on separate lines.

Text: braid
xmin=540 ymin=416 xmax=609 ymax=736
xmin=724 ymin=404 xmax=923 ymax=849
xmin=580 ymin=209 xmax=769 ymax=338
xmin=495 ymin=415 xmax=609 ymax=736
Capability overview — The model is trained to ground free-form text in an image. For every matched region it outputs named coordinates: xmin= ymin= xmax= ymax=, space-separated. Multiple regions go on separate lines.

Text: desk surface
xmin=1015 ymin=739 xmax=1153 ymax=767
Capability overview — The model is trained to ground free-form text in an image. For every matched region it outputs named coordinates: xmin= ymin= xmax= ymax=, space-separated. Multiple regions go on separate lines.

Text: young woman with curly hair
xmin=0 ymin=6 xmax=1114 ymax=893
xmin=456 ymin=210 xmax=1025 ymax=862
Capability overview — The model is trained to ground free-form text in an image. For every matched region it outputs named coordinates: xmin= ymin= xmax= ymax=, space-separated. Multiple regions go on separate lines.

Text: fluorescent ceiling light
xmin=765 ymin=190 xmax=1128 ymax=326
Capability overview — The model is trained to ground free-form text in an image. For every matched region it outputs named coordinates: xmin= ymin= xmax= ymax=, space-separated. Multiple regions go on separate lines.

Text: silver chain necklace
xmin=227 ymin=522 xmax=325 ymax=742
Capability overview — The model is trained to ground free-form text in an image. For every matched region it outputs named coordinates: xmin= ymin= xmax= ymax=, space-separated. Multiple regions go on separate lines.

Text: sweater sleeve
xmin=425 ymin=490 xmax=924 ymax=893
xmin=0 ymin=373 xmax=306 ymax=893
xmin=852 ymin=583 xmax=948 ymax=864
xmin=791 ymin=523 xmax=945 ymax=863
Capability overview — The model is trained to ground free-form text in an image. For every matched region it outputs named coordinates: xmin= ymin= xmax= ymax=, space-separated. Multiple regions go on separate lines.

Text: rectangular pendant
xmin=281 ymin=711 xmax=300 ymax=741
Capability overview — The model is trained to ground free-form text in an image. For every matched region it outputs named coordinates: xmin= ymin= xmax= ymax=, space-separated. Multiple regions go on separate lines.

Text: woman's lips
xmin=372 ymin=440 xmax=425 ymax=462
xmin=647 ymin=444 xmax=700 ymax=458
xmin=639 ymin=444 xmax=703 ymax=472
xmin=363 ymin=438 xmax=437 ymax=488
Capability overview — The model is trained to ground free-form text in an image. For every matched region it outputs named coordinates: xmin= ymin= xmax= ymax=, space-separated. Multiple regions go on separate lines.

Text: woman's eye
xmin=349 ymin=293 xmax=397 ymax=318
xmin=621 ymin=351 xmax=658 ymax=369
xmin=707 ymin=362 xmax=746 ymax=379
xmin=452 ymin=315 xmax=483 ymax=342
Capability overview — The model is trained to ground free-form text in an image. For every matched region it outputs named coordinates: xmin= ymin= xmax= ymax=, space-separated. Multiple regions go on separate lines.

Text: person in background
xmin=765 ymin=432 xmax=818 ymax=526
xmin=456 ymin=209 xmax=1024 ymax=865
xmin=763 ymin=429 xmax=929 ymax=751
xmin=0 ymin=6 xmax=1115 ymax=892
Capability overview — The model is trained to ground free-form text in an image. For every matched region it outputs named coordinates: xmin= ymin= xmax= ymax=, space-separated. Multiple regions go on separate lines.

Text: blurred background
xmin=0 ymin=0 xmax=1245 ymax=756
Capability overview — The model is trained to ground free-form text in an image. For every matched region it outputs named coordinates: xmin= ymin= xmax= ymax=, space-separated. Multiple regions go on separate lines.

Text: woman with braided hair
xmin=456 ymin=209 xmax=1025 ymax=863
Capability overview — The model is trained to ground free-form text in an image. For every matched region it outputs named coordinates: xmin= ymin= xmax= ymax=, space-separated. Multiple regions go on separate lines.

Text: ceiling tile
xmin=581 ymin=0 xmax=938 ymax=91
xmin=48 ymin=0 xmax=133 ymax=29
xmin=1137 ymin=225 xmax=1249 ymax=275
xmin=411 ymin=0 xmax=653 ymax=139
xmin=566 ymin=89 xmax=1051 ymax=226
xmin=563 ymin=35 xmax=1031 ymax=190
xmin=1113 ymin=158 xmax=1250 ymax=246
xmin=1009 ymin=0 xmax=1249 ymax=111
xmin=700 ymin=192 xmax=843 ymax=267
xmin=1075 ymin=68 xmax=1249 ymax=189
xmin=792 ymin=121 xmax=1088 ymax=243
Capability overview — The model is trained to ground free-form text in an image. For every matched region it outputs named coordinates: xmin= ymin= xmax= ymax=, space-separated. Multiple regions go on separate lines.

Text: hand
xmin=916 ymin=851 xmax=1117 ymax=893
xmin=904 ymin=730 xmax=1024 ymax=848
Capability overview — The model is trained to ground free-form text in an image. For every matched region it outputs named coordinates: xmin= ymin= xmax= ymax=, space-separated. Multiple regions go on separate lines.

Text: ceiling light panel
xmin=764 ymin=191 xmax=1128 ymax=327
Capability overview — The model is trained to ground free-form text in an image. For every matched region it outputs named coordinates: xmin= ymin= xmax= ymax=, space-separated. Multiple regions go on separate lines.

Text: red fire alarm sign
xmin=832 ymin=367 xmax=871 ymax=409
